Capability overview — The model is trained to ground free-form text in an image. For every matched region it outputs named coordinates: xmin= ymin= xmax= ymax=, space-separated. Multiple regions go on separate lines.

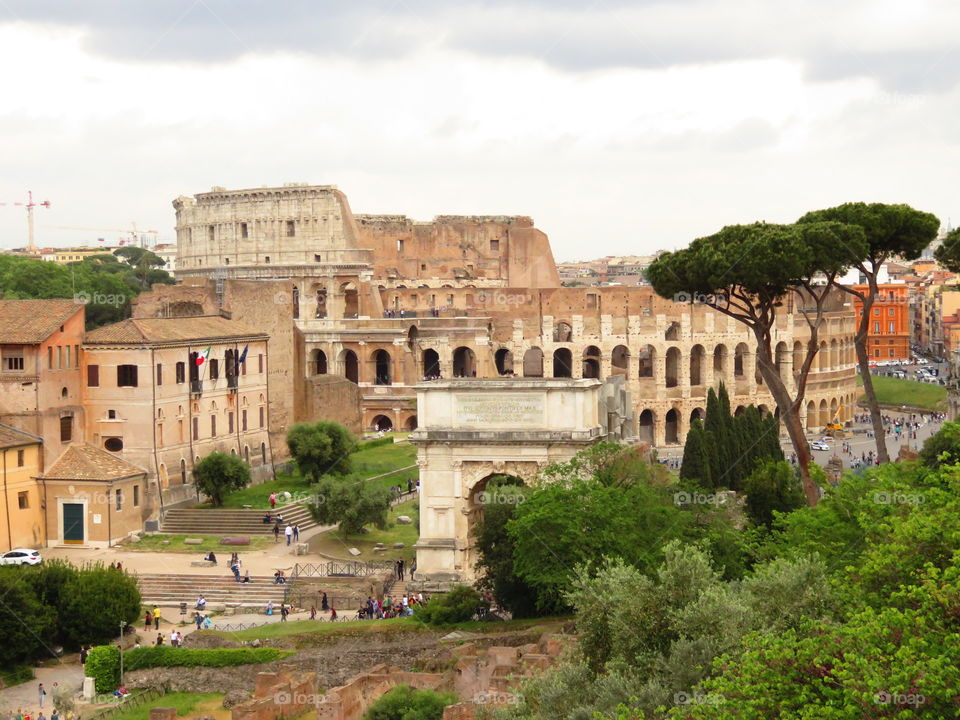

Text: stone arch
xmin=340 ymin=281 xmax=359 ymax=318
xmin=734 ymin=343 xmax=748 ymax=378
xmin=315 ymin=289 xmax=327 ymax=318
xmin=690 ymin=344 xmax=705 ymax=386
xmin=310 ymin=349 xmax=327 ymax=375
xmin=830 ymin=339 xmax=839 ymax=369
xmin=423 ymin=348 xmax=441 ymax=378
xmin=611 ymin=345 xmax=630 ymax=375
xmin=407 ymin=325 xmax=418 ymax=351
xmin=690 ymin=407 xmax=705 ymax=423
xmin=339 ymin=349 xmax=359 ymax=384
xmin=665 ymin=408 xmax=680 ymax=444
xmin=734 ymin=405 xmax=746 ymax=416
xmin=522 ymin=347 xmax=544 ymax=377
xmin=553 ymin=322 xmax=573 ymax=342
xmin=553 ymin=348 xmax=573 ymax=378
xmin=453 ymin=346 xmax=477 ymax=377
xmin=713 ymin=344 xmax=727 ymax=380
xmin=404 ymin=415 xmax=418 ymax=431
xmin=373 ymin=349 xmax=392 ymax=385
xmin=793 ymin=341 xmax=804 ymax=377
xmin=372 ymin=414 xmax=393 ymax=431
xmin=638 ymin=345 xmax=655 ymax=378
xmin=775 ymin=342 xmax=789 ymax=379
xmin=638 ymin=409 xmax=655 ymax=444
xmin=758 ymin=404 xmax=771 ymax=417
xmin=495 ymin=348 xmax=514 ymax=375
xmin=818 ymin=341 xmax=829 ymax=371
xmin=665 ymin=347 xmax=680 ymax=387
xmin=818 ymin=398 xmax=830 ymax=426
xmin=806 ymin=400 xmax=817 ymax=428
xmin=582 ymin=345 xmax=601 ymax=379
xmin=665 ymin=322 xmax=681 ymax=341
xmin=830 ymin=397 xmax=838 ymax=422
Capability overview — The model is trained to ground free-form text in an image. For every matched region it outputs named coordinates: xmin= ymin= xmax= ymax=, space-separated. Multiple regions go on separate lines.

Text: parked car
xmin=811 ymin=440 xmax=830 ymax=451
xmin=0 ymin=548 xmax=41 ymax=566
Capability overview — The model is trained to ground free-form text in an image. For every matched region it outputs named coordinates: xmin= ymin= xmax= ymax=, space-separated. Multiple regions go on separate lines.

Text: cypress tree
xmin=680 ymin=419 xmax=712 ymax=487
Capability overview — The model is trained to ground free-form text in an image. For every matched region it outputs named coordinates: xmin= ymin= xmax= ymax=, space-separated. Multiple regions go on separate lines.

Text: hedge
xmin=123 ymin=646 xmax=289 ymax=670
xmin=87 ymin=646 xmax=120 ymax=693
xmin=356 ymin=437 xmax=395 ymax=450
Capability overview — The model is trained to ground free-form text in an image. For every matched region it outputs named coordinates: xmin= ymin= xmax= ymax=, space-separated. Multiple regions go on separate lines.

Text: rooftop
xmin=43 ymin=443 xmax=146 ymax=481
xmin=0 ymin=299 xmax=81 ymax=344
xmin=84 ymin=315 xmax=267 ymax=345
xmin=0 ymin=423 xmax=42 ymax=450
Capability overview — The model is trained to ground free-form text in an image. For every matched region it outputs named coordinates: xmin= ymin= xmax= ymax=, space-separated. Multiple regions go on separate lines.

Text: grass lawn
xmin=105 ymin=693 xmax=225 ymax=720
xmin=308 ymin=499 xmax=419 ymax=562
xmin=857 ymin=375 xmax=947 ymax=410
xmin=126 ymin=534 xmax=273 ymax=553
xmin=211 ymin=441 xmax=417 ymax=509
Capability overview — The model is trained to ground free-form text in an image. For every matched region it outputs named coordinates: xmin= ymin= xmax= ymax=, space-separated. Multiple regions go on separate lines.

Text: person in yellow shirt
xmin=152 ymin=606 xmax=161 ymax=630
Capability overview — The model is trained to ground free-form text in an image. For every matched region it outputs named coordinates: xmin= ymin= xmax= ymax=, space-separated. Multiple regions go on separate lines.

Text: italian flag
xmin=195 ymin=347 xmax=211 ymax=366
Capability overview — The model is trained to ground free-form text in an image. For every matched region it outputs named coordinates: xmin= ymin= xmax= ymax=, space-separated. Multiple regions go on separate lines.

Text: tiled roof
xmin=84 ymin=316 xmax=266 ymax=345
xmin=0 ymin=299 xmax=81 ymax=343
xmin=43 ymin=443 xmax=146 ymax=481
xmin=0 ymin=423 xmax=41 ymax=449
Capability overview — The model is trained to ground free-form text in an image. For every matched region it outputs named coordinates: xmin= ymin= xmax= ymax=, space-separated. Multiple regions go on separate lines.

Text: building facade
xmin=172 ymin=184 xmax=859 ymax=447
xmin=0 ymin=424 xmax=44 ymax=552
xmin=853 ymin=284 xmax=911 ymax=361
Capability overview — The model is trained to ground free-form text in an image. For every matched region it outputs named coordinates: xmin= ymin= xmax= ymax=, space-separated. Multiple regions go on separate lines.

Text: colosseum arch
xmin=373 ymin=349 xmax=392 ymax=385
xmin=404 ymin=415 xmax=418 ymax=431
xmin=690 ymin=407 xmax=705 ymax=423
xmin=734 ymin=405 xmax=746 ymax=416
xmin=690 ymin=344 xmax=705 ymax=386
xmin=453 ymin=346 xmax=477 ymax=377
xmin=665 ymin=322 xmax=681 ymax=341
xmin=310 ymin=349 xmax=327 ymax=375
xmin=372 ymin=414 xmax=393 ymax=431
xmin=553 ymin=348 xmax=573 ymax=378
xmin=315 ymin=288 xmax=328 ymax=318
xmin=734 ymin=343 xmax=748 ymax=378
xmin=713 ymin=344 xmax=727 ymax=381
xmin=758 ymin=404 xmax=771 ymax=417
xmin=830 ymin=339 xmax=839 ymax=369
xmin=523 ymin=347 xmax=544 ymax=377
xmin=806 ymin=400 xmax=817 ymax=428
xmin=664 ymin=408 xmax=680 ymax=444
xmin=407 ymin=325 xmax=418 ymax=350
xmin=423 ymin=348 xmax=441 ymax=378
xmin=638 ymin=345 xmax=655 ymax=378
xmin=818 ymin=399 xmax=830 ymax=426
xmin=830 ymin=397 xmax=838 ymax=422
xmin=665 ymin=347 xmax=681 ymax=387
xmin=292 ymin=286 xmax=300 ymax=319
xmin=638 ymin=409 xmax=655 ymax=444
xmin=819 ymin=341 xmax=829 ymax=371
xmin=340 ymin=281 xmax=359 ymax=318
xmin=792 ymin=341 xmax=804 ymax=376
xmin=553 ymin=322 xmax=573 ymax=342
xmin=582 ymin=346 xmax=601 ymax=379
xmin=495 ymin=348 xmax=514 ymax=375
xmin=775 ymin=342 xmax=789 ymax=379
xmin=339 ymin=349 xmax=359 ymax=383
xmin=611 ymin=345 xmax=630 ymax=375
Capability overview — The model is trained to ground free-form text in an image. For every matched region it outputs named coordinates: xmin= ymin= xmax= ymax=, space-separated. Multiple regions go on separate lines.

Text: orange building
xmin=853 ymin=284 xmax=911 ymax=360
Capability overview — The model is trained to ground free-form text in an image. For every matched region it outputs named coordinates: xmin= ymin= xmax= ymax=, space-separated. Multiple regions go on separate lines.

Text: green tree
xmin=61 ymin=565 xmax=140 ymax=646
xmin=112 ymin=247 xmax=174 ymax=289
xmin=679 ymin=419 xmax=712 ymax=487
xmin=415 ymin=585 xmax=484 ymax=626
xmin=308 ymin=474 xmax=390 ymax=537
xmin=194 ymin=452 xmax=251 ymax=507
xmin=742 ymin=460 xmax=805 ymax=527
xmin=364 ymin=685 xmax=456 ymax=720
xmin=648 ymin=221 xmax=868 ymax=505
xmin=23 ymin=560 xmax=79 ymax=647
xmin=286 ymin=421 xmax=355 ymax=480
xmin=799 ymin=202 xmax=940 ymax=463
xmin=918 ymin=419 xmax=960 ymax=468
xmin=0 ymin=569 xmax=56 ymax=667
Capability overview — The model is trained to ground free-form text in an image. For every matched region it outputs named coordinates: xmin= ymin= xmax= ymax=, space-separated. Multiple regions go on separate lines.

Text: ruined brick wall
xmin=302 ymin=375 xmax=363 ymax=435
xmin=231 ymin=666 xmax=319 ymax=720
xmin=316 ymin=664 xmax=450 ymax=720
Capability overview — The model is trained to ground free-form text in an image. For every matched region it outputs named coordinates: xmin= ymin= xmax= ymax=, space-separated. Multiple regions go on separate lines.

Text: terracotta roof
xmin=84 ymin=316 xmax=266 ymax=345
xmin=0 ymin=299 xmax=81 ymax=343
xmin=0 ymin=423 xmax=41 ymax=449
xmin=43 ymin=443 xmax=146 ymax=481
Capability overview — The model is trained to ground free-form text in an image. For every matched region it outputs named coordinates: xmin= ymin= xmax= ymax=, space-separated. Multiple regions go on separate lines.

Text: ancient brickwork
xmin=231 ymin=666 xmax=319 ymax=720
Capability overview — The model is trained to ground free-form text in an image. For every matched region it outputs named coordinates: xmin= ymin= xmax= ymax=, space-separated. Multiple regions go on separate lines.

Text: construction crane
xmin=0 ymin=191 xmax=52 ymax=254
xmin=43 ymin=223 xmax=160 ymax=249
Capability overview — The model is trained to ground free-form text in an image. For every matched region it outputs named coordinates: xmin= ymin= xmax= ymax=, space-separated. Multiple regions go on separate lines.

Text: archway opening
xmin=690 ymin=345 xmax=705 ymax=386
xmin=523 ymin=347 xmax=544 ymax=377
xmin=690 ymin=407 xmax=705 ymax=423
xmin=734 ymin=405 xmax=746 ymax=417
xmin=639 ymin=345 xmax=655 ymax=378
xmin=341 ymin=282 xmax=359 ymax=318
xmin=372 ymin=414 xmax=393 ymax=432
xmin=311 ymin=349 xmax=327 ymax=375
xmin=665 ymin=347 xmax=680 ymax=387
xmin=495 ymin=348 xmax=514 ymax=376
xmin=638 ymin=409 xmax=655 ymax=444
xmin=553 ymin=322 xmax=572 ymax=342
xmin=582 ymin=345 xmax=601 ymax=379
xmin=404 ymin=415 xmax=418 ymax=431
xmin=734 ymin=343 xmax=748 ymax=378
xmin=713 ymin=344 xmax=727 ymax=379
xmin=342 ymin=350 xmax=359 ymax=384
xmin=423 ymin=348 xmax=441 ymax=378
xmin=665 ymin=408 xmax=679 ymax=444
xmin=611 ymin=345 xmax=629 ymax=375
xmin=453 ymin=346 xmax=477 ymax=377
xmin=373 ymin=349 xmax=392 ymax=385
xmin=553 ymin=348 xmax=572 ymax=378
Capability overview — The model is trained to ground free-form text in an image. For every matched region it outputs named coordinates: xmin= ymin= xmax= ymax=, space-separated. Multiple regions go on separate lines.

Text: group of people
xmin=7 ymin=688 xmax=74 ymax=720
xmin=357 ymin=592 xmax=427 ymax=620
xmin=155 ymin=629 xmax=185 ymax=647
xmin=389 ymin=478 xmax=417 ymax=499
xmin=422 ymin=372 xmax=443 ymax=381
xmin=272 ymin=522 xmax=300 ymax=545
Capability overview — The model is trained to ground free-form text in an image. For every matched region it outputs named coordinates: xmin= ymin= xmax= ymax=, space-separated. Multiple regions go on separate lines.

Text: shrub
xmin=415 ymin=585 xmax=483 ymax=626
xmin=86 ymin=646 xmax=120 ymax=693
xmin=357 ymin=437 xmax=394 ymax=450
xmin=0 ymin=568 xmax=56 ymax=667
xmin=364 ymin=685 xmax=456 ymax=720
xmin=0 ymin=665 xmax=34 ymax=688
xmin=194 ymin=452 xmax=252 ymax=507
xmin=123 ymin=646 xmax=288 ymax=670
xmin=62 ymin=564 xmax=141 ymax=646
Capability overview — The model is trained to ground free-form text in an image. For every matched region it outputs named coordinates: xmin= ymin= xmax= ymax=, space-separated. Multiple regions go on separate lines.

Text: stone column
xmin=654 ymin=352 xmax=666 ymax=396
xmin=679 ymin=350 xmax=691 ymax=399
xmin=654 ymin=408 xmax=666 ymax=446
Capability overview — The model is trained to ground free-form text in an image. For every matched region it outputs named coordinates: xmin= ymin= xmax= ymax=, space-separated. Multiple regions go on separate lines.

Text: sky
xmin=0 ymin=0 xmax=957 ymax=261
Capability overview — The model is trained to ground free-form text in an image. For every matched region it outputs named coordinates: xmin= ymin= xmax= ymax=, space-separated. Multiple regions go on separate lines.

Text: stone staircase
xmin=160 ymin=502 xmax=316 ymax=536
xmin=136 ymin=572 xmax=288 ymax=611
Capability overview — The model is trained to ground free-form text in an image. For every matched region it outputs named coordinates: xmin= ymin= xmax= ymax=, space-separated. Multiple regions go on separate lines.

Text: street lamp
xmin=119 ymin=621 xmax=127 ymax=687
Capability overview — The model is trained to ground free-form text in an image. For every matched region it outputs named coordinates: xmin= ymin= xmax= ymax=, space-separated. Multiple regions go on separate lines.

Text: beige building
xmin=0 ymin=299 xmax=86 ymax=467
xmin=82 ymin=316 xmax=274 ymax=508
xmin=0 ymin=424 xmax=44 ymax=552
xmin=40 ymin=443 xmax=147 ymax=547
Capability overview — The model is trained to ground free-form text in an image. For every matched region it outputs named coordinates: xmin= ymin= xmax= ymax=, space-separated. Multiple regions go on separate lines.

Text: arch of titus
xmin=410 ymin=377 xmax=632 ymax=583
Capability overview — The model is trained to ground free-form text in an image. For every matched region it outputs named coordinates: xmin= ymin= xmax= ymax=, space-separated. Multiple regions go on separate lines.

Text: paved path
xmin=0 ymin=665 xmax=84 ymax=716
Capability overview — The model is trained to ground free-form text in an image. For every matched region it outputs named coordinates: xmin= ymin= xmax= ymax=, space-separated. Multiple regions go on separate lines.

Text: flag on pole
xmin=238 ymin=345 xmax=249 ymax=366
xmin=195 ymin=347 xmax=211 ymax=366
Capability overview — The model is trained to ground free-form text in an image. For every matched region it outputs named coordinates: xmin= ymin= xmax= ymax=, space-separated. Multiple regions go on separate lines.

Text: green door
xmin=62 ymin=503 xmax=84 ymax=544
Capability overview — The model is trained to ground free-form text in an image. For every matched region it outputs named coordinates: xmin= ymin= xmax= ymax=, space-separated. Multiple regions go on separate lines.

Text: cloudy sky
xmin=0 ymin=1 xmax=957 ymax=260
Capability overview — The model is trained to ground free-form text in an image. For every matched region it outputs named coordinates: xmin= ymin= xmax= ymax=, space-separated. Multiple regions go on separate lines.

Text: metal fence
xmin=290 ymin=561 xmax=395 ymax=579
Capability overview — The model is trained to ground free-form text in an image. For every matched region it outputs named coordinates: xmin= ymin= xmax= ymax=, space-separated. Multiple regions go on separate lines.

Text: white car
xmin=811 ymin=441 xmax=830 ymax=451
xmin=0 ymin=548 xmax=42 ymax=566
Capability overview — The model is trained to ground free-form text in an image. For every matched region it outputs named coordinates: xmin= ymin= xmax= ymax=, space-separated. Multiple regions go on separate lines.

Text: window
xmin=208 ymin=225 xmax=215 ymax=242
xmin=3 ymin=347 xmax=24 ymax=371
xmin=209 ymin=359 xmax=219 ymax=380
xmin=180 ymin=459 xmax=187 ymax=484
xmin=16 ymin=449 xmax=24 ymax=467
xmin=228 ymin=411 xmax=234 ymax=434
xmin=108 ymin=409 xmax=116 ymax=419
xmin=117 ymin=364 xmax=138 ymax=387
xmin=265 ymin=256 xmax=270 ymax=263
xmin=261 ymin=442 xmax=266 ymax=462
xmin=889 ymin=308 xmax=895 ymax=316
xmin=873 ymin=308 xmax=880 ymax=316
xmin=286 ymin=220 xmax=295 ymax=237
xmin=258 ymin=354 xmax=264 ymax=373
xmin=242 ymin=409 xmax=248 ymax=431
xmin=315 ymin=254 xmax=323 ymax=262
xmin=17 ymin=491 xmax=28 ymax=509
xmin=104 ymin=437 xmax=123 ymax=452
xmin=874 ymin=348 xmax=880 ymax=357
xmin=889 ymin=349 xmax=895 ymax=357
xmin=87 ymin=364 xmax=99 ymax=387
xmin=240 ymin=222 xmax=248 ymax=238
xmin=210 ymin=415 xmax=217 ymax=436
xmin=74 ymin=345 xmax=79 ymax=367
xmin=259 ymin=406 xmax=265 ymax=428
xmin=48 ymin=347 xmax=53 ymax=368
xmin=59 ymin=415 xmax=72 ymax=442
xmin=873 ymin=321 xmax=880 ymax=334
xmin=65 ymin=346 xmax=70 ymax=368
xmin=397 ymin=239 xmax=404 ymax=253
xmin=156 ymin=363 xmax=163 ymax=385
xmin=889 ymin=321 xmax=895 ymax=333
xmin=420 ymin=264 xmax=426 ymax=271
xmin=115 ymin=489 xmax=122 ymax=511
xmin=192 ymin=417 xmax=199 ymax=441
xmin=133 ymin=485 xmax=140 ymax=507
xmin=176 ymin=362 xmax=185 ymax=384
xmin=490 ymin=238 xmax=500 ymax=252
xmin=57 ymin=346 xmax=62 ymax=369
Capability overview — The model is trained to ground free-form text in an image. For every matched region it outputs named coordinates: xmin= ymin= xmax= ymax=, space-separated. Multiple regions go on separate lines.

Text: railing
xmin=208 ymin=621 xmax=268 ymax=632
xmin=290 ymin=561 xmax=395 ymax=579
xmin=190 ymin=379 xmax=203 ymax=395
xmin=85 ymin=686 xmax=168 ymax=720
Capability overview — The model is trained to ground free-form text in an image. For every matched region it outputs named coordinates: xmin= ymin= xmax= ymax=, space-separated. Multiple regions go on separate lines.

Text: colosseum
xmin=168 ymin=183 xmax=859 ymax=447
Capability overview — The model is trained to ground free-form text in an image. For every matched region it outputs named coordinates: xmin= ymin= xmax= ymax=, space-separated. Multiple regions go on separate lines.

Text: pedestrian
xmin=310 ymin=606 xmax=317 ymax=620
xmin=38 ymin=684 xmax=46 ymax=708
xmin=195 ymin=612 xmax=203 ymax=630
xmin=293 ymin=525 xmax=300 ymax=541
xmin=269 ymin=492 xmax=277 ymax=509
xmin=144 ymin=609 xmax=152 ymax=630
xmin=273 ymin=523 xmax=280 ymax=543
xmin=398 ymin=559 xmax=404 ymax=581
xmin=153 ymin=606 xmax=161 ymax=630
xmin=321 ymin=592 xmax=329 ymax=611
xmin=169 ymin=629 xmax=177 ymax=646
xmin=80 ymin=645 xmax=89 ymax=665
xmin=280 ymin=604 xmax=288 ymax=622
xmin=156 ymin=633 xmax=164 ymax=646
xmin=285 ymin=524 xmax=293 ymax=546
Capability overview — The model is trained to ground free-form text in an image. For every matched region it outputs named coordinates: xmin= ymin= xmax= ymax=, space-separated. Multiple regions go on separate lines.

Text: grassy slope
xmin=857 ymin=375 xmax=947 ymax=410
xmin=105 ymin=693 xmax=224 ymax=720
xmin=126 ymin=534 xmax=273 ymax=553
xmin=308 ymin=498 xmax=419 ymax=562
